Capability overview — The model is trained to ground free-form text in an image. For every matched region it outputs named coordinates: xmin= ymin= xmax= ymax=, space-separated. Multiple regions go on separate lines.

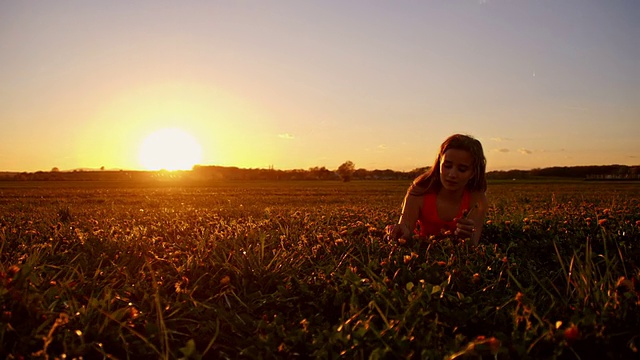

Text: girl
xmin=388 ymin=134 xmax=488 ymax=245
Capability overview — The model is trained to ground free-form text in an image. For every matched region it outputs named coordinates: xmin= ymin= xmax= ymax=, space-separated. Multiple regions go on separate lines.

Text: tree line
xmin=1 ymin=163 xmax=638 ymax=182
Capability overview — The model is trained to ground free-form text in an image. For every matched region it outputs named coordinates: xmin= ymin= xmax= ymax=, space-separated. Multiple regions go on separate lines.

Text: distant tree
xmin=100 ymin=166 xmax=105 ymax=171
xmin=337 ymin=161 xmax=356 ymax=182
xmin=51 ymin=167 xmax=60 ymax=172
xmin=353 ymin=168 xmax=369 ymax=180
xmin=309 ymin=166 xmax=334 ymax=180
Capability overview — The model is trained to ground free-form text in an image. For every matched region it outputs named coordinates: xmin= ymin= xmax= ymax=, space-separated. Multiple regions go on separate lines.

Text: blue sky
xmin=1 ymin=0 xmax=638 ymax=172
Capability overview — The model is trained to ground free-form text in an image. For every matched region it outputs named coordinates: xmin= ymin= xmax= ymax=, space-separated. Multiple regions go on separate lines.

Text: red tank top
xmin=418 ymin=191 xmax=471 ymax=237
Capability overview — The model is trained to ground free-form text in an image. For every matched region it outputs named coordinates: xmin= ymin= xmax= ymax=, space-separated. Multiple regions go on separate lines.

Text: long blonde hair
xmin=408 ymin=134 xmax=487 ymax=196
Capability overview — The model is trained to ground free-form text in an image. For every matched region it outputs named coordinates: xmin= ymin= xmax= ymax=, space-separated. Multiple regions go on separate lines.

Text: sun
xmin=138 ymin=128 xmax=203 ymax=171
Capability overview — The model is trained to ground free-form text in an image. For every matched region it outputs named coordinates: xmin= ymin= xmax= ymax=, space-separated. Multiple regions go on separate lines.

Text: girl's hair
xmin=408 ymin=134 xmax=487 ymax=196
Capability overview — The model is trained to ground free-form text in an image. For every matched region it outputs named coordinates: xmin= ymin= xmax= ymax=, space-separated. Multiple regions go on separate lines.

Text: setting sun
xmin=138 ymin=128 xmax=203 ymax=171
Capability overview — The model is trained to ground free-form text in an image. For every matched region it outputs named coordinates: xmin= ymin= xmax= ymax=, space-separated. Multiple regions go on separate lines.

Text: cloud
xmin=492 ymin=148 xmax=510 ymax=153
xmin=278 ymin=133 xmax=294 ymax=140
xmin=377 ymin=144 xmax=388 ymax=150
xmin=491 ymin=137 xmax=512 ymax=142
xmin=519 ymin=148 xmax=532 ymax=155
xmin=539 ymin=148 xmax=565 ymax=153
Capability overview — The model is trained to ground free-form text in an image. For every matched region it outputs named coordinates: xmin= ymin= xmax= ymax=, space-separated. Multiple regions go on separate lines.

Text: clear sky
xmin=1 ymin=0 xmax=638 ymax=172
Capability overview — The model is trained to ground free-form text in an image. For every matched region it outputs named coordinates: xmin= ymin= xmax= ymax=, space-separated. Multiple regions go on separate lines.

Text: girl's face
xmin=439 ymin=148 xmax=475 ymax=192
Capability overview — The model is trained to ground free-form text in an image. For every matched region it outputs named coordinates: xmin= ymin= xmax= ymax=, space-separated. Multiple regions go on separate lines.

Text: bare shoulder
xmin=404 ymin=193 xmax=425 ymax=211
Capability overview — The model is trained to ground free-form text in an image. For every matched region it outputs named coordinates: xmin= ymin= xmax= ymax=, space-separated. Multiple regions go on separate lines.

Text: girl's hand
xmin=385 ymin=223 xmax=410 ymax=241
xmin=454 ymin=217 xmax=476 ymax=239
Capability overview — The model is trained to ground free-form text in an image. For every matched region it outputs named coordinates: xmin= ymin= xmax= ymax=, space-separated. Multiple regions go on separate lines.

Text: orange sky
xmin=1 ymin=1 xmax=638 ymax=172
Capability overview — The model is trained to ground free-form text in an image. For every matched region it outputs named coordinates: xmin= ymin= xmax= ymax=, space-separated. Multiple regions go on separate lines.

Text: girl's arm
xmin=390 ymin=193 xmax=422 ymax=240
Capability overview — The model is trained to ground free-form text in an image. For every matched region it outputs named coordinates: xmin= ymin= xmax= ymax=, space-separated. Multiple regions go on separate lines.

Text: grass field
xmin=1 ymin=180 xmax=639 ymax=359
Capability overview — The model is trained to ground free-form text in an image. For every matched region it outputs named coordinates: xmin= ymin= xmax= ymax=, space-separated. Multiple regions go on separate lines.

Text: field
xmin=1 ymin=180 xmax=639 ymax=359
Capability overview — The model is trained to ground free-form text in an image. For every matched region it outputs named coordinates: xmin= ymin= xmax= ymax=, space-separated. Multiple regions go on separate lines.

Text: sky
xmin=1 ymin=0 xmax=638 ymax=172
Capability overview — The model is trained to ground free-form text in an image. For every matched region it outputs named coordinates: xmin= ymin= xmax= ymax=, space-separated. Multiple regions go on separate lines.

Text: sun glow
xmin=138 ymin=128 xmax=203 ymax=171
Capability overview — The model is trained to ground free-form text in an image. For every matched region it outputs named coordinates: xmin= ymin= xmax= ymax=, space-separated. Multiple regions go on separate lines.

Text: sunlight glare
xmin=138 ymin=128 xmax=203 ymax=171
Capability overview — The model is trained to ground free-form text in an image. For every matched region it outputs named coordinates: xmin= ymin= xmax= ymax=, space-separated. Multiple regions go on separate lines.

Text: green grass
xmin=1 ymin=180 xmax=639 ymax=359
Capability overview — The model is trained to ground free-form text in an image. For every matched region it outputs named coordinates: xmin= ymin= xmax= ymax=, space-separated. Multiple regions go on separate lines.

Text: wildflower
xmin=485 ymin=220 xmax=493 ymax=225
xmin=486 ymin=337 xmax=501 ymax=355
xmin=615 ymin=276 xmax=634 ymax=294
xmin=598 ymin=218 xmax=607 ymax=226
xmin=1 ymin=311 xmax=11 ymax=323
xmin=436 ymin=261 xmax=447 ymax=267
xmin=563 ymin=324 xmax=579 ymax=342
xmin=504 ymin=220 xmax=511 ymax=226
xmin=300 ymin=318 xmax=309 ymax=332
xmin=128 ymin=306 xmax=140 ymax=320
xmin=515 ymin=292 xmax=525 ymax=303
xmin=7 ymin=265 xmax=20 ymax=278
xmin=220 ymin=275 xmax=231 ymax=286
xmin=472 ymin=273 xmax=481 ymax=284
xmin=404 ymin=253 xmax=418 ymax=264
